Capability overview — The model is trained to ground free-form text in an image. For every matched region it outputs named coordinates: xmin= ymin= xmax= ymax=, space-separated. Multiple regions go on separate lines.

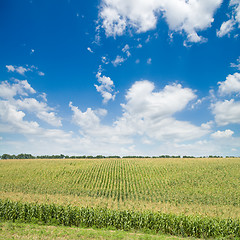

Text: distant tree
xmin=17 ymin=153 xmax=34 ymax=159
xmin=1 ymin=154 xmax=12 ymax=159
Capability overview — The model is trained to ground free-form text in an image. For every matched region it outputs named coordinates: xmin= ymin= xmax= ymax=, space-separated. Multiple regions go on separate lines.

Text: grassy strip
xmin=0 ymin=221 xmax=196 ymax=240
xmin=0 ymin=199 xmax=239 ymax=239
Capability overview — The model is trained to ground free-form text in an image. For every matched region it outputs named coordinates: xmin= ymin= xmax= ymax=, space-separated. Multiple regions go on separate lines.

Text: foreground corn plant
xmin=0 ymin=199 xmax=239 ymax=239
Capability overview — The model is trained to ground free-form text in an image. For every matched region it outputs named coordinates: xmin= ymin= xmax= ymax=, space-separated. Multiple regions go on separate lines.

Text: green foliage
xmin=1 ymin=158 xmax=239 ymax=208
xmin=2 ymin=154 xmax=238 ymax=159
xmin=0 ymin=199 xmax=239 ymax=238
xmin=0 ymin=153 xmax=35 ymax=159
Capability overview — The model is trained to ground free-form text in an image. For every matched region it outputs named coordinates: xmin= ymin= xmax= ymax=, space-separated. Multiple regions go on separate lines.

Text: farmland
xmin=0 ymin=157 xmax=239 ymax=238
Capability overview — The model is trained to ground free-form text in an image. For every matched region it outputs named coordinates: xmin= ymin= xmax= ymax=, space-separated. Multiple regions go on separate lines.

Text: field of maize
xmin=0 ymin=158 xmax=239 ymax=237
xmin=0 ymin=199 xmax=239 ymax=238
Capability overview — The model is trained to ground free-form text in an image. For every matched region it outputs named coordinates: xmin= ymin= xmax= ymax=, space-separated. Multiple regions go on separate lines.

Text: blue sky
xmin=1 ymin=0 xmax=240 ymax=156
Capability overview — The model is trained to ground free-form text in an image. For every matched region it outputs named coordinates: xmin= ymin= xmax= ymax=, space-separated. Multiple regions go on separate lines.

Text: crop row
xmin=0 ymin=199 xmax=239 ymax=238
xmin=1 ymin=158 xmax=240 ymax=209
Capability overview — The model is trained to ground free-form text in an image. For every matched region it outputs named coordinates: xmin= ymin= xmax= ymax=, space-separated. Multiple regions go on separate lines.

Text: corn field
xmin=0 ymin=158 xmax=239 ymax=207
xmin=0 ymin=157 xmax=240 ymax=237
xmin=0 ymin=199 xmax=239 ymax=238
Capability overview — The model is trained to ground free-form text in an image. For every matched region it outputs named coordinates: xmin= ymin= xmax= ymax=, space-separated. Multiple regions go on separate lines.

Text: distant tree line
xmin=0 ymin=153 xmax=239 ymax=159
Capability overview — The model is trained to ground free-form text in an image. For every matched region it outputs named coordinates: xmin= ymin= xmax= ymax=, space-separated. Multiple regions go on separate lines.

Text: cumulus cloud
xmin=218 ymin=72 xmax=240 ymax=95
xmin=3 ymin=78 xmax=238 ymax=156
xmin=0 ymin=79 xmax=62 ymax=127
xmin=212 ymin=99 xmax=240 ymax=126
xmin=217 ymin=0 xmax=240 ymax=37
xmin=69 ymin=102 xmax=103 ymax=129
xmin=99 ymin=0 xmax=222 ymax=43
xmin=0 ymin=80 xmax=36 ymax=99
xmin=0 ymin=100 xmax=40 ymax=134
xmin=94 ymin=72 xmax=118 ymax=103
xmin=0 ymin=78 xmax=77 ymax=155
xmin=16 ymin=98 xmax=62 ymax=127
xmin=69 ymin=80 xmax=209 ymax=156
xmin=211 ymin=129 xmax=234 ymax=138
xmin=122 ymin=81 xmax=196 ymax=118
xmin=112 ymin=55 xmax=125 ymax=66
xmin=119 ymin=81 xmax=207 ymax=141
xmin=69 ymin=102 xmax=131 ymax=146
xmin=116 ymin=81 xmax=209 ymax=142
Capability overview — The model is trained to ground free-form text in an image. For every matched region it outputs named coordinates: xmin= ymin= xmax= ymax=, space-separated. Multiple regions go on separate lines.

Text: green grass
xmin=0 ymin=158 xmax=239 ymax=218
xmin=0 ymin=221 xmax=197 ymax=240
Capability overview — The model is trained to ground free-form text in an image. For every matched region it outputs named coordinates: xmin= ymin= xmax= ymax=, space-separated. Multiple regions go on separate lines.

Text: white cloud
xmin=217 ymin=18 xmax=235 ymax=37
xmin=69 ymin=102 xmax=102 ymax=129
xmin=212 ymin=99 xmax=240 ymax=126
xmin=38 ymin=71 xmax=45 ymax=76
xmin=0 ymin=100 xmax=40 ymax=134
xmin=6 ymin=65 xmax=28 ymax=75
xmin=201 ymin=121 xmax=214 ymax=130
xmin=101 ymin=56 xmax=109 ymax=64
xmin=112 ymin=55 xmax=125 ymax=67
xmin=230 ymin=0 xmax=240 ymax=21
xmin=16 ymin=98 xmax=62 ymax=127
xmin=218 ymin=72 xmax=240 ymax=95
xmin=231 ymin=57 xmax=240 ymax=70
xmin=3 ymin=78 xmax=240 ymax=156
xmin=6 ymin=65 xmax=15 ymax=72
xmin=191 ymin=98 xmax=203 ymax=109
xmin=39 ymin=93 xmax=47 ymax=102
xmin=0 ymin=79 xmax=62 ymax=127
xmin=137 ymin=43 xmax=142 ymax=48
xmin=87 ymin=47 xmax=94 ymax=53
xmin=145 ymin=35 xmax=151 ymax=43
xmin=122 ymin=81 xmax=196 ymax=120
xmin=147 ymin=58 xmax=152 ymax=64
xmin=135 ymin=59 xmax=140 ymax=64
xmin=211 ymin=129 xmax=234 ymax=138
xmin=68 ymin=80 xmax=208 ymax=156
xmin=165 ymin=137 xmax=240 ymax=157
xmin=0 ymin=79 xmax=77 ymax=155
xmin=0 ymin=79 xmax=36 ymax=99
xmin=6 ymin=65 xmax=44 ymax=76
xmin=94 ymin=72 xmax=118 ymax=103
xmin=118 ymin=81 xmax=207 ymax=142
xmin=217 ymin=0 xmax=240 ymax=37
xmin=122 ymin=44 xmax=131 ymax=57
xmin=69 ymin=102 xmax=132 ymax=147
xmin=99 ymin=0 xmax=222 ymax=43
